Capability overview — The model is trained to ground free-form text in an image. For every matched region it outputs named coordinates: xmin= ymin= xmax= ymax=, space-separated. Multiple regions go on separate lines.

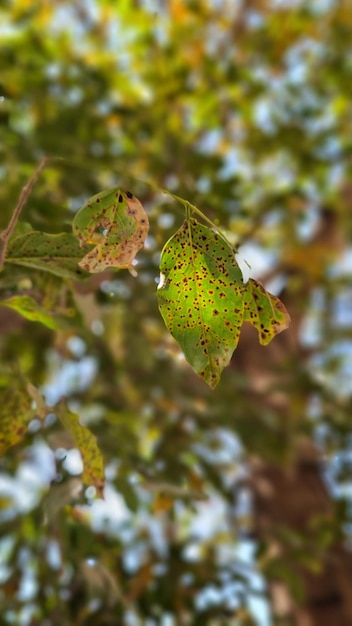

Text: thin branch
xmin=0 ymin=156 xmax=48 ymax=271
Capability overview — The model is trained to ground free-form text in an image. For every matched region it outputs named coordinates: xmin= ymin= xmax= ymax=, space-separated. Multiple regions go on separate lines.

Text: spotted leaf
xmin=6 ymin=232 xmax=91 ymax=279
xmin=72 ymin=188 xmax=149 ymax=273
xmin=158 ymin=219 xmax=244 ymax=388
xmin=56 ymin=404 xmax=105 ymax=498
xmin=243 ymin=278 xmax=291 ymax=345
xmin=0 ymin=386 xmax=35 ymax=456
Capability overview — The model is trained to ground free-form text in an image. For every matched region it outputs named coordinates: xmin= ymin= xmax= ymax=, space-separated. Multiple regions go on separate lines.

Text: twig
xmin=0 ymin=156 xmax=48 ymax=270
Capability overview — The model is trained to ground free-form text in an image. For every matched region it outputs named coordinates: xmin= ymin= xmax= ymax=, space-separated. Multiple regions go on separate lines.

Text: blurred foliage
xmin=0 ymin=0 xmax=352 ymax=625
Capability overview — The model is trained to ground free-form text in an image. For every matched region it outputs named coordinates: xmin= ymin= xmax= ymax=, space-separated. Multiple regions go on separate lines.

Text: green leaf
xmin=115 ymin=475 xmax=139 ymax=512
xmin=243 ymin=278 xmax=291 ymax=345
xmin=27 ymin=382 xmax=49 ymax=418
xmin=56 ymin=405 xmax=105 ymax=498
xmin=0 ymin=385 xmax=35 ymax=456
xmin=6 ymin=232 xmax=91 ymax=280
xmin=264 ymin=557 xmax=305 ymax=603
xmin=72 ymin=188 xmax=149 ymax=273
xmin=158 ymin=218 xmax=244 ymax=388
xmin=0 ymin=295 xmax=66 ymax=330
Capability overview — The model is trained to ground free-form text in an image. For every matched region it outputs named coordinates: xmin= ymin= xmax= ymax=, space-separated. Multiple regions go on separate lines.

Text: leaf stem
xmin=164 ymin=191 xmax=237 ymax=252
xmin=0 ymin=157 xmax=48 ymax=271
xmin=21 ymin=160 xmax=237 ymax=254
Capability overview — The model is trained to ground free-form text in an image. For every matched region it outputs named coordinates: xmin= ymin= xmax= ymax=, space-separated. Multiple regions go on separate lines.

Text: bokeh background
xmin=1 ymin=1 xmax=352 ymax=625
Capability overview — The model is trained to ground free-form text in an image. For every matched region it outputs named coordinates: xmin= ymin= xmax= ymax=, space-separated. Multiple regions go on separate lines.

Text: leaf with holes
xmin=158 ymin=219 xmax=244 ymax=388
xmin=6 ymin=232 xmax=91 ymax=280
xmin=0 ymin=386 xmax=36 ymax=456
xmin=56 ymin=404 xmax=105 ymax=498
xmin=72 ymin=188 xmax=149 ymax=273
xmin=243 ymin=278 xmax=291 ymax=345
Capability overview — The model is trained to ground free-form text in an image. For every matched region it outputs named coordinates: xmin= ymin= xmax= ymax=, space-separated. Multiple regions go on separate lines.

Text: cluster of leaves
xmin=1 ymin=177 xmax=289 ymax=464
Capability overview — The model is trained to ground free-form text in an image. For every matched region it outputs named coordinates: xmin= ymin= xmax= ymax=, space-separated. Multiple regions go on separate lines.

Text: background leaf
xmin=0 ymin=386 xmax=35 ymax=456
xmin=158 ymin=218 xmax=244 ymax=388
xmin=6 ymin=232 xmax=91 ymax=280
xmin=243 ymin=278 xmax=291 ymax=345
xmin=0 ymin=295 xmax=66 ymax=330
xmin=72 ymin=188 xmax=149 ymax=273
xmin=56 ymin=405 xmax=105 ymax=499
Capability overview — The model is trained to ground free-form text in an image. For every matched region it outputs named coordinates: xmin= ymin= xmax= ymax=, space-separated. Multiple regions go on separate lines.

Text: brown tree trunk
xmin=232 ymin=209 xmax=352 ymax=625
xmin=251 ymin=441 xmax=352 ymax=626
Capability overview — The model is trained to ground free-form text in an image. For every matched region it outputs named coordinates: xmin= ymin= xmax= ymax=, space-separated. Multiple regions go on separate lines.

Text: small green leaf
xmin=0 ymin=295 xmax=65 ymax=330
xmin=6 ymin=232 xmax=91 ymax=280
xmin=264 ymin=557 xmax=305 ymax=603
xmin=115 ymin=475 xmax=139 ymax=512
xmin=56 ymin=405 xmax=105 ymax=498
xmin=72 ymin=188 xmax=149 ymax=273
xmin=243 ymin=278 xmax=291 ymax=345
xmin=158 ymin=219 xmax=244 ymax=388
xmin=27 ymin=383 xmax=49 ymax=418
xmin=0 ymin=386 xmax=35 ymax=456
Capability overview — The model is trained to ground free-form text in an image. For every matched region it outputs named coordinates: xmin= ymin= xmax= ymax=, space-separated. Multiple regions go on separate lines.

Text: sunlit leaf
xmin=6 ymin=232 xmax=91 ymax=280
xmin=158 ymin=218 xmax=244 ymax=388
xmin=0 ymin=295 xmax=65 ymax=330
xmin=72 ymin=188 xmax=149 ymax=273
xmin=56 ymin=404 xmax=105 ymax=498
xmin=0 ymin=386 xmax=35 ymax=456
xmin=243 ymin=278 xmax=291 ymax=345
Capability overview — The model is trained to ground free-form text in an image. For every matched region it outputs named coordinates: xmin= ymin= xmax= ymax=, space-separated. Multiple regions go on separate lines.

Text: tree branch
xmin=0 ymin=157 xmax=48 ymax=271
